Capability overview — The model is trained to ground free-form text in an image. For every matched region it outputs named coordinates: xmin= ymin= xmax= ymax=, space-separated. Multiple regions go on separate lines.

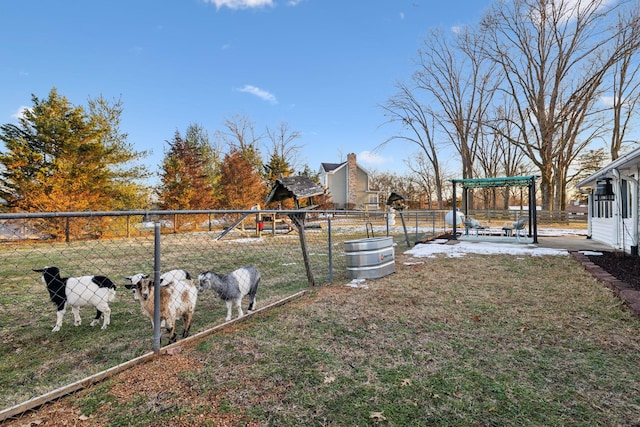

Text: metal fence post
xmin=328 ymin=215 xmax=333 ymax=282
xmin=153 ymin=223 xmax=161 ymax=354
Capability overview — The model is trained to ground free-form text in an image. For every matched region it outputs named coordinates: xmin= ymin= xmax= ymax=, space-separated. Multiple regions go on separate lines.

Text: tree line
xmin=0 ymin=89 xmax=315 ymax=214
xmin=380 ymin=0 xmax=640 ymax=211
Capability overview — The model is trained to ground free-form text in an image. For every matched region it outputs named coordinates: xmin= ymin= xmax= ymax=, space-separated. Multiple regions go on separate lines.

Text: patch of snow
xmin=405 ymin=241 xmax=569 ymax=258
xmin=345 ymin=278 xmax=368 ymax=289
xmin=579 ymin=250 xmax=603 ymax=256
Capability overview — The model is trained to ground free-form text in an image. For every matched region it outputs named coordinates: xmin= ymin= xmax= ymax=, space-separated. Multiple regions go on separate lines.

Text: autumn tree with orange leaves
xmin=217 ymin=149 xmax=266 ymax=209
xmin=0 ymin=88 xmax=149 ymax=213
xmin=0 ymin=88 xmax=149 ymax=238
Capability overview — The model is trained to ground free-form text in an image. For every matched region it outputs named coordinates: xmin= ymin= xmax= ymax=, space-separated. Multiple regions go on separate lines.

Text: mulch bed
xmin=585 ymin=251 xmax=640 ymax=291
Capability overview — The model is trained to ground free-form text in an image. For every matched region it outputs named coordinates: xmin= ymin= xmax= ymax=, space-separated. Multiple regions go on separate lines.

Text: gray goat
xmin=197 ymin=266 xmax=260 ymax=321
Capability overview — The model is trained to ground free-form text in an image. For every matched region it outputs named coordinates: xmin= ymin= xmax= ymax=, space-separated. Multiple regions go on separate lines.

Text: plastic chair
xmin=502 ymin=217 xmax=527 ymax=240
xmin=464 ymin=217 xmax=488 ymax=236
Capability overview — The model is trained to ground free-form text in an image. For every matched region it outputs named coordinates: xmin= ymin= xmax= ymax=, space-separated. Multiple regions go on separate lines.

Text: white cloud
xmin=208 ymin=0 xmax=273 ymax=10
xmin=600 ymin=96 xmax=631 ymax=108
xmin=358 ymin=150 xmax=389 ymax=165
xmin=400 ymin=11 xmax=405 ymax=20
xmin=600 ymin=96 xmax=614 ymax=106
xmin=11 ymin=106 xmax=29 ymax=120
xmin=238 ymin=85 xmax=278 ymax=104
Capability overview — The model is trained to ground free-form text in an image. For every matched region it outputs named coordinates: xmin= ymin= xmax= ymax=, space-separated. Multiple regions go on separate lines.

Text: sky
xmin=0 ymin=0 xmax=493 ymax=185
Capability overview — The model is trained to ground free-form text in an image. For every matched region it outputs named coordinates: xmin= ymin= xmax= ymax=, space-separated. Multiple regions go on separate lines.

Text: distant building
xmin=319 ymin=153 xmax=379 ymax=210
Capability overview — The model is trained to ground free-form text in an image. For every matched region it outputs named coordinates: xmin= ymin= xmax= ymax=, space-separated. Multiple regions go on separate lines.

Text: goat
xmin=126 ymin=269 xmax=190 ymax=300
xmin=34 ymin=266 xmax=117 ymax=332
xmin=159 ymin=269 xmax=191 ymax=286
xmin=124 ymin=271 xmax=198 ymax=344
xmin=197 ymin=266 xmax=260 ymax=321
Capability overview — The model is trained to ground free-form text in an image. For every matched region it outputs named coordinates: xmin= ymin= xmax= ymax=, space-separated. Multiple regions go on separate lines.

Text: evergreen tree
xmin=0 ymin=88 xmax=149 ymax=213
xmin=158 ymin=124 xmax=217 ymax=210
xmin=264 ymin=152 xmax=294 ymax=183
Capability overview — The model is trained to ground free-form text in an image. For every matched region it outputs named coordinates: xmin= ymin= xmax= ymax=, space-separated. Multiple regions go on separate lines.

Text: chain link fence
xmin=0 ymin=208 xmax=447 ymax=412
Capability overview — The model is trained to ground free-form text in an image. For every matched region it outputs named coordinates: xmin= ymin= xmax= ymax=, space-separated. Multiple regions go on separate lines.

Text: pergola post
xmin=452 ymin=181 xmax=458 ymax=240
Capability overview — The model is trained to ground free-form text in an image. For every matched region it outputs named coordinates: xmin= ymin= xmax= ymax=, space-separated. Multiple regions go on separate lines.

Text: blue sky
xmin=1 ymin=0 xmax=492 ymax=183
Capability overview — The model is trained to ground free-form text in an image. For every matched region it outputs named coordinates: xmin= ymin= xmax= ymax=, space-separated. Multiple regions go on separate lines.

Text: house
xmin=576 ymin=147 xmax=640 ymax=254
xmin=319 ymin=153 xmax=379 ymax=210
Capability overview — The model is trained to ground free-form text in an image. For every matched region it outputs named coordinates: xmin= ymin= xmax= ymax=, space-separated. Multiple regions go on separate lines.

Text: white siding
xmin=591 ymin=217 xmax=617 ymax=247
xmin=621 ymin=217 xmax=636 ymax=253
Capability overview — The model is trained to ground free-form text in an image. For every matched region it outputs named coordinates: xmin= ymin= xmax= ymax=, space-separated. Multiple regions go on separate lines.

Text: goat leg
xmin=90 ymin=308 xmax=103 ymax=327
xmin=71 ymin=306 xmax=82 ymax=327
xmin=225 ymin=301 xmax=233 ymax=321
xmin=53 ymin=308 xmax=65 ymax=332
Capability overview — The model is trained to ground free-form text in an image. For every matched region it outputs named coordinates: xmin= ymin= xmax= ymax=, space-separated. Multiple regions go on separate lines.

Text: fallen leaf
xmin=323 ymin=376 xmax=336 ymax=384
xmin=165 ymin=346 xmax=182 ymax=356
xmin=401 ymin=378 xmax=412 ymax=387
xmin=369 ymin=411 xmax=387 ymax=421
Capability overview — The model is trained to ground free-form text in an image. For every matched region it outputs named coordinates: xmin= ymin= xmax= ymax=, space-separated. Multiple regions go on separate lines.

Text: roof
xmin=451 ymin=175 xmax=537 ymax=189
xmin=265 ymin=175 xmax=325 ymax=204
xmin=575 ymin=146 xmax=640 ymax=188
xmin=321 ymin=162 xmax=346 ymax=173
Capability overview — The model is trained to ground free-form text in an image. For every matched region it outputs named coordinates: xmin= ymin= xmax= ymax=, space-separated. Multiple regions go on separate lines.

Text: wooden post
xmin=288 ymin=211 xmax=315 ymax=286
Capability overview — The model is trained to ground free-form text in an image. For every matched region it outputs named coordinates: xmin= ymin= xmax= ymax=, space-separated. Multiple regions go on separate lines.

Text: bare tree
xmin=413 ymin=26 xmax=500 ymax=182
xmin=608 ymin=4 xmax=640 ymax=160
xmin=404 ymin=152 xmax=451 ymax=209
xmin=488 ymin=103 xmax=530 ymax=209
xmin=380 ymin=81 xmax=446 ymax=208
xmin=482 ymin=0 xmax=640 ymax=211
xmin=265 ymin=121 xmax=303 ymax=174
xmin=216 ymin=114 xmax=263 ymax=173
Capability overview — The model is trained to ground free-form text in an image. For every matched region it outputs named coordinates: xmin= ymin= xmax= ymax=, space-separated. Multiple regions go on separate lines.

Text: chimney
xmin=347 ymin=153 xmax=357 ymax=208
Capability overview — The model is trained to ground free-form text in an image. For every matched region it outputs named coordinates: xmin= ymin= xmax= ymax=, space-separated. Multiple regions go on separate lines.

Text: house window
xmin=620 ymin=179 xmax=630 ymax=219
xmin=368 ymin=194 xmax=379 ymax=206
xmin=593 ymin=198 xmax=612 ymax=218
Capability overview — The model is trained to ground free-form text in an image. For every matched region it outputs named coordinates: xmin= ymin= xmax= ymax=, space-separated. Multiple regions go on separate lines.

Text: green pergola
xmin=451 ymin=175 xmax=538 ymax=243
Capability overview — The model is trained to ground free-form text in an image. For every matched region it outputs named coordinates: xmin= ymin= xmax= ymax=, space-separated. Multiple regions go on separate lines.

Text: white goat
xmin=127 ymin=269 xmax=190 ymax=300
xmin=159 ymin=269 xmax=191 ymax=286
xmin=198 ymin=266 xmax=260 ymax=321
xmin=125 ymin=271 xmax=198 ymax=344
xmin=34 ymin=266 xmax=117 ymax=332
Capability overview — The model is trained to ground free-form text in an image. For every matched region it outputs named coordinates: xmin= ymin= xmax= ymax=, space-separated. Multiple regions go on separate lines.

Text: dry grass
xmin=5 ymin=250 xmax=640 ymax=426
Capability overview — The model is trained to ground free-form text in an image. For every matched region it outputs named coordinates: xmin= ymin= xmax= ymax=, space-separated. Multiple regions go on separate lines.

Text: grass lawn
xmin=4 ymin=250 xmax=640 ymax=426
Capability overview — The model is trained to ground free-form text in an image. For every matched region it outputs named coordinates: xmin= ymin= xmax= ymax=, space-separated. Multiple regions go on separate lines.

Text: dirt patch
xmin=5 ymin=350 xmax=261 ymax=426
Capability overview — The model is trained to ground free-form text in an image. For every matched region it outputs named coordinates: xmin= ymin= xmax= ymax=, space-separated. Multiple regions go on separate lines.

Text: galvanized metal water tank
xmin=344 ymin=236 xmax=396 ymax=279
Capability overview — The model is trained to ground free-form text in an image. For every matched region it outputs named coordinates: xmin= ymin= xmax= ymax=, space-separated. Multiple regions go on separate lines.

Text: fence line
xmin=0 ymin=207 xmax=584 ymax=413
xmin=0 ymin=208 xmax=447 ymax=413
